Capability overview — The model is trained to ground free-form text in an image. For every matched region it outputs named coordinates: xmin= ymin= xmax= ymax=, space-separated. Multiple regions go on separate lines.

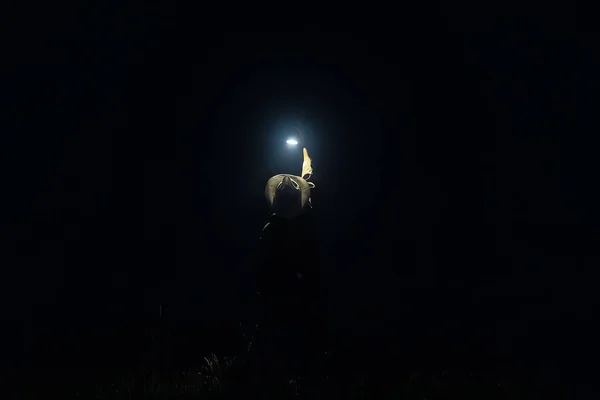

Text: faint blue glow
xmin=286 ymin=138 xmax=299 ymax=145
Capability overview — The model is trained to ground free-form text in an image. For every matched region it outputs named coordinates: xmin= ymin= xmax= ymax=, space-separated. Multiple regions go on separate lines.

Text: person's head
xmin=265 ymin=174 xmax=313 ymax=219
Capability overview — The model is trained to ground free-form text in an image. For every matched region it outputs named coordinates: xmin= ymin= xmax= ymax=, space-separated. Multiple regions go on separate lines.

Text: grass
xmin=72 ymin=324 xmax=518 ymax=399
xmin=85 ymin=366 xmax=515 ymax=399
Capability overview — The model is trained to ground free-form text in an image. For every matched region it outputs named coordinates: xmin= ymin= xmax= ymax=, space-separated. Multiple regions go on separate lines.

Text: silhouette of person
xmin=255 ymin=148 xmax=327 ymax=393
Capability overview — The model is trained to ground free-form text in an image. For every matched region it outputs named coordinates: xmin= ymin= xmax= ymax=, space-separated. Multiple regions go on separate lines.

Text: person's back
xmin=258 ymin=212 xmax=321 ymax=318
xmin=256 ymin=211 xmax=326 ymax=393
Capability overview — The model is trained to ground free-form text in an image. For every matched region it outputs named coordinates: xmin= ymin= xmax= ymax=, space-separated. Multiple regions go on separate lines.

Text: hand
xmin=302 ymin=147 xmax=313 ymax=180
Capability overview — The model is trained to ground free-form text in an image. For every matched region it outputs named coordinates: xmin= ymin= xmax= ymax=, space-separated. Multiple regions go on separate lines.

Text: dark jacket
xmin=255 ymin=210 xmax=327 ymax=383
xmin=256 ymin=211 xmax=324 ymax=323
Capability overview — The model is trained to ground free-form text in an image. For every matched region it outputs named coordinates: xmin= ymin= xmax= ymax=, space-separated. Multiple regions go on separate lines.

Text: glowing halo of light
xmin=286 ymin=139 xmax=299 ymax=145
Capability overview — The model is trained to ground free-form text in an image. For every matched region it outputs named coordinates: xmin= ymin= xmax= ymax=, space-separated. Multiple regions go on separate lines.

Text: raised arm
xmin=301 ymin=147 xmax=313 ymax=180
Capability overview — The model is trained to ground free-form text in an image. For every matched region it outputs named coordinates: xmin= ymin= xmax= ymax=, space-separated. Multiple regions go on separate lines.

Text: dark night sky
xmin=2 ymin=3 xmax=598 ymax=391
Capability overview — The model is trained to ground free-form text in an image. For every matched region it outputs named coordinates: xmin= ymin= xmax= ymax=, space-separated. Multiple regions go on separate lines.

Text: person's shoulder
xmin=260 ymin=212 xmax=315 ymax=240
xmin=260 ymin=214 xmax=280 ymax=239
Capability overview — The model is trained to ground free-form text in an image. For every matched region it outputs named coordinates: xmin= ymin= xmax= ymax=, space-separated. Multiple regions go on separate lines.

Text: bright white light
xmin=286 ymin=138 xmax=299 ymax=145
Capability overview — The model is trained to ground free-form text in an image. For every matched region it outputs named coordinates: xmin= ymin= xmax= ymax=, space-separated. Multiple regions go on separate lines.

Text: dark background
xmin=2 ymin=3 xmax=598 ymax=397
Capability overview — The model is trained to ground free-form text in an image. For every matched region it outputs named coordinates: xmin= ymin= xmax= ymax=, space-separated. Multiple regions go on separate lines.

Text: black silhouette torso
xmin=255 ymin=211 xmax=327 ymax=386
